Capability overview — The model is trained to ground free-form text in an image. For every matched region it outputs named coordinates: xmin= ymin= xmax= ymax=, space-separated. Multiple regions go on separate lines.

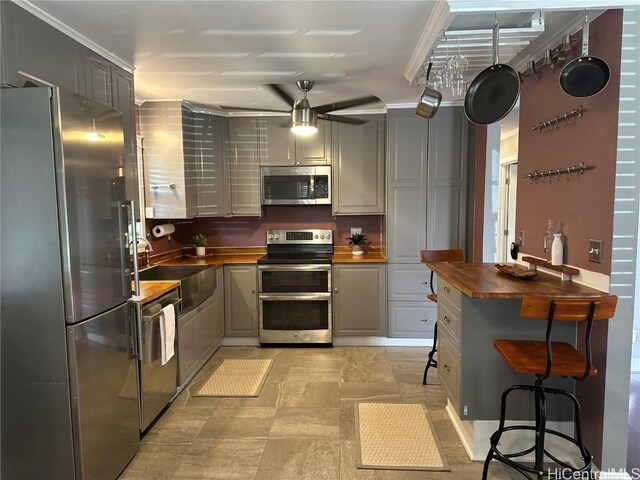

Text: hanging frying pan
xmin=415 ymin=61 xmax=442 ymax=119
xmin=559 ymin=14 xmax=610 ymax=98
xmin=464 ymin=19 xmax=520 ymax=125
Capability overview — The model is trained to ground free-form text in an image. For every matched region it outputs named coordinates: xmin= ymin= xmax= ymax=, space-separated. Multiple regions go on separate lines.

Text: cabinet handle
xmin=251 ymin=289 xmax=255 ymax=294
xmin=334 ymin=288 xmax=338 ymax=293
xmin=334 ymin=209 xmax=338 ymax=214
xmin=420 ymin=281 xmax=428 ymax=285
xmin=443 ymin=316 xmax=451 ymax=324
xmin=443 ymin=286 xmax=451 ymax=294
xmin=443 ymin=364 xmax=451 ymax=373
xmin=420 ymin=318 xmax=431 ymax=322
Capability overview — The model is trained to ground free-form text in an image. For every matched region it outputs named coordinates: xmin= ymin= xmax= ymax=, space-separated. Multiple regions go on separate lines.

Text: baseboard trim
xmin=220 ymin=337 xmax=260 ymax=347
xmin=220 ymin=337 xmax=434 ymax=347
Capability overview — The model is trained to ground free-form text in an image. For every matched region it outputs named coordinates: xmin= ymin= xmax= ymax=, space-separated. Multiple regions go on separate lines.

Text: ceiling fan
xmin=220 ymin=81 xmax=381 ymax=136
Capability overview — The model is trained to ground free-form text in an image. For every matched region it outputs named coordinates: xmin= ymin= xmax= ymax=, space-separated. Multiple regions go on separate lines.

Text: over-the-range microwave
xmin=261 ymin=166 xmax=331 ymax=205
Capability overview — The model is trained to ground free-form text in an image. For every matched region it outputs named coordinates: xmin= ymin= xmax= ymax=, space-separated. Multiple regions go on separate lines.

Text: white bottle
xmin=551 ymin=234 xmax=563 ymax=266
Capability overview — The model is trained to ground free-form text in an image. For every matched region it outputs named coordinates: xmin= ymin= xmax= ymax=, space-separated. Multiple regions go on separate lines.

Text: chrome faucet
xmin=130 ymin=237 xmax=153 ymax=267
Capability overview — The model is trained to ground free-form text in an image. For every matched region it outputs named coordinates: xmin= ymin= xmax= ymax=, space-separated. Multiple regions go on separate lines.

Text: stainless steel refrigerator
xmin=1 ymin=87 xmax=139 ymax=480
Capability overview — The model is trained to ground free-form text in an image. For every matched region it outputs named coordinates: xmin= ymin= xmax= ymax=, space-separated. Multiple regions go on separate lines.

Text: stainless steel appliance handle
xmin=127 ymin=200 xmax=140 ymax=296
xmin=259 ymin=293 xmax=331 ymax=301
xmin=129 ymin=304 xmax=139 ymax=359
xmin=258 ymin=264 xmax=331 ymax=272
xmin=141 ymin=299 xmax=182 ymax=321
xmin=309 ymin=174 xmax=315 ymax=199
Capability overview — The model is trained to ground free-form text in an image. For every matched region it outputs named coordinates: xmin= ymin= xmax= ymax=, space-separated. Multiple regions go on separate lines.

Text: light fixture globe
xmin=290 ymin=98 xmax=318 ymax=136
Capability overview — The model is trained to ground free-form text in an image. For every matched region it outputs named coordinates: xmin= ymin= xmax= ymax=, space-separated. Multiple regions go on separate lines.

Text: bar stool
xmin=419 ymin=249 xmax=464 ymax=385
xmin=482 ymin=295 xmax=618 ymax=480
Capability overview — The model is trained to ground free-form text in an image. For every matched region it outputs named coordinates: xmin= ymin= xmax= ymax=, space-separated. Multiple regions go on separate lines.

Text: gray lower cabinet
xmin=213 ymin=268 xmax=225 ymax=341
xmin=178 ymin=293 xmax=220 ymax=387
xmin=333 ymin=264 xmax=386 ymax=336
xmin=224 ymin=265 xmax=258 ymax=336
xmin=436 ymin=282 xmax=576 ymax=422
xmin=388 ymin=301 xmax=437 ymax=337
xmin=228 ymin=118 xmax=262 ymax=216
xmin=195 ymin=113 xmax=230 ymax=217
xmin=332 ymin=115 xmax=385 ymax=215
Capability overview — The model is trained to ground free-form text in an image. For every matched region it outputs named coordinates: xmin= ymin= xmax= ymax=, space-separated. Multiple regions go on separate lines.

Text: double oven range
xmin=258 ymin=229 xmax=333 ymax=345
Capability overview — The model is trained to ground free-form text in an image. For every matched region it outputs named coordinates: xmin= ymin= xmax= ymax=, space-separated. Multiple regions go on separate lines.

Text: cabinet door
xmin=295 ymin=119 xmax=331 ymax=165
xmin=386 ymin=110 xmax=429 ymax=262
xmin=82 ymin=47 xmax=112 ymax=106
xmin=333 ymin=264 xmax=386 ymax=336
xmin=228 ymin=118 xmax=262 ymax=216
xmin=224 ymin=265 xmax=258 ymax=336
xmin=213 ymin=268 xmax=225 ymax=342
xmin=196 ymin=114 xmax=230 ymax=216
xmin=198 ymin=295 xmax=216 ymax=358
xmin=258 ymin=117 xmax=295 ymax=166
xmin=387 ymin=264 xmax=432 ymax=301
xmin=332 ymin=115 xmax=385 ymax=215
xmin=178 ymin=307 xmax=200 ymax=385
xmin=1 ymin=1 xmax=83 ymax=92
xmin=111 ymin=66 xmax=138 ymax=211
xmin=426 ymin=107 xmax=467 ymax=250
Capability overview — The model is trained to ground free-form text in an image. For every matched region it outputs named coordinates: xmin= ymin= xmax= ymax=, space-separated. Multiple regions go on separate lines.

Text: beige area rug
xmin=355 ymin=402 xmax=450 ymax=471
xmin=194 ymin=359 xmax=273 ymax=397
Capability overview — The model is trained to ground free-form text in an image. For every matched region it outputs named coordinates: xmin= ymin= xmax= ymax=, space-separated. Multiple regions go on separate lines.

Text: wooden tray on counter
xmin=494 ymin=263 xmax=538 ymax=279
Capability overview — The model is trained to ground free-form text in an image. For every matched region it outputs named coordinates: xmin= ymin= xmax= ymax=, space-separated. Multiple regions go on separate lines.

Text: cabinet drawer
xmin=437 ymin=296 xmax=461 ymax=348
xmin=437 ymin=277 xmax=461 ymax=308
xmin=387 ymin=264 xmax=432 ymax=301
xmin=388 ymin=301 xmax=436 ymax=338
xmin=438 ymin=328 xmax=460 ymax=408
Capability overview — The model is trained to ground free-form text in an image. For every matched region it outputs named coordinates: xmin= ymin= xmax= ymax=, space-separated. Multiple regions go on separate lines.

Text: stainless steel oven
xmin=257 ymin=229 xmax=333 ymax=344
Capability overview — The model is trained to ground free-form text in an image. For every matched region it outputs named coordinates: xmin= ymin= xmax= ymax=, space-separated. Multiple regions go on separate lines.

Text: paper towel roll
xmin=152 ymin=223 xmax=175 ymax=238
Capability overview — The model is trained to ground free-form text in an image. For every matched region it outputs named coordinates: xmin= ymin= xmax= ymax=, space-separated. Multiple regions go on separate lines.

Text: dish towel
xmin=159 ymin=304 xmax=175 ymax=366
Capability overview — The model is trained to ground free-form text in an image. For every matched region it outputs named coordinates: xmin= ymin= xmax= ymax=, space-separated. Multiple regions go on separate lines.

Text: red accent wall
xmin=146 ymin=206 xmax=383 ymax=253
xmin=515 ymin=10 xmax=622 ymax=275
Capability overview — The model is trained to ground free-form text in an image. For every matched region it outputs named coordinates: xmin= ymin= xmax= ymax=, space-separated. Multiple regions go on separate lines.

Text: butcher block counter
xmin=427 ymin=262 xmax=606 ymax=299
xmin=131 ymin=280 xmax=180 ymax=304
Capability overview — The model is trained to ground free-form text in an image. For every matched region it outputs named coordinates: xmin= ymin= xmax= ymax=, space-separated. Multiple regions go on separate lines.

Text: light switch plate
xmin=589 ymin=239 xmax=603 ymax=263
xmin=518 ymin=231 xmax=524 ymax=247
xmin=145 ymin=206 xmax=154 ymax=219
xmin=351 ymin=227 xmax=362 ymax=236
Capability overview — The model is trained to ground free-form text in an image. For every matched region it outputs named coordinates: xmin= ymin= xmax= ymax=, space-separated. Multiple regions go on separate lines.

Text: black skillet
xmin=464 ymin=20 xmax=520 ymax=125
xmin=560 ymin=14 xmax=610 ymax=98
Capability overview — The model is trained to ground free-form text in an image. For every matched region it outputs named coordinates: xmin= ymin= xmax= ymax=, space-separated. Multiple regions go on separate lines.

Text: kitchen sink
xmin=138 ymin=264 xmax=216 ymax=314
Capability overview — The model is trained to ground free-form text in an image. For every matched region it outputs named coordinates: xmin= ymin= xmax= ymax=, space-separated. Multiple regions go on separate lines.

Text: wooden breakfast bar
xmin=425 ymin=262 xmax=607 ymax=460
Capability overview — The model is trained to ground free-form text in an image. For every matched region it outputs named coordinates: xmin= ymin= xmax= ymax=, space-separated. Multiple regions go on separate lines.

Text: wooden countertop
xmin=131 ymin=280 xmax=181 ymax=304
xmin=427 ymin=262 xmax=606 ymax=299
xmin=332 ymin=252 xmax=386 ymax=263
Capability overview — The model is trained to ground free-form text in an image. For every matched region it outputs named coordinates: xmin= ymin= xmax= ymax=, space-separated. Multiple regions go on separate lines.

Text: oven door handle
xmin=259 ymin=293 xmax=332 ymax=301
xmin=258 ymin=264 xmax=331 ymax=272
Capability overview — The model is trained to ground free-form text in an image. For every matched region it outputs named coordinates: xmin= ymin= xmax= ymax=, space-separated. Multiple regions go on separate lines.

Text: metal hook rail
xmin=531 ymin=106 xmax=584 ymax=133
xmin=523 ymin=162 xmax=594 ymax=183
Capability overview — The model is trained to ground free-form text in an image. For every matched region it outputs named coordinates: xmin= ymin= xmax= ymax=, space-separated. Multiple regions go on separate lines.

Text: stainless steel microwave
xmin=261 ymin=166 xmax=331 ymax=205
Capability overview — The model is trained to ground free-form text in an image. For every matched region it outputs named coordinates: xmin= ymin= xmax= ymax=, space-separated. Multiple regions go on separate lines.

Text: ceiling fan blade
xmin=219 ymin=105 xmax=290 ymax=113
xmin=318 ymin=114 xmax=367 ymax=125
xmin=313 ymin=95 xmax=381 ymax=114
xmin=266 ymin=84 xmax=296 ymax=108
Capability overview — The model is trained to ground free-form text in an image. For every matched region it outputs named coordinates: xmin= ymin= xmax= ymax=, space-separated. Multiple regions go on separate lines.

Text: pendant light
xmin=290 ymin=81 xmax=318 ymax=136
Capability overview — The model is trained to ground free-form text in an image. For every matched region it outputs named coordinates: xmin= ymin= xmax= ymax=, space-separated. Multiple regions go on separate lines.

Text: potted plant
xmin=346 ymin=233 xmax=368 ymax=257
xmin=193 ymin=233 xmax=208 ymax=257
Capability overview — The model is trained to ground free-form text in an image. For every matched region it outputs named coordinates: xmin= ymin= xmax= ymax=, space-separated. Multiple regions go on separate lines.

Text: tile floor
xmin=119 ymin=346 xmax=517 ymax=480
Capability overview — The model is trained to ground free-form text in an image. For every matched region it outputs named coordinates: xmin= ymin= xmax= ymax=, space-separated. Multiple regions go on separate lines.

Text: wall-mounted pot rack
xmin=531 ymin=106 xmax=584 ymax=133
xmin=523 ymin=161 xmax=594 ymax=183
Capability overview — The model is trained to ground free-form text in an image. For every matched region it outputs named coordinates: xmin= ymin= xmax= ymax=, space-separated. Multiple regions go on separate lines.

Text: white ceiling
xmin=30 ymin=0 xmax=439 ymax=111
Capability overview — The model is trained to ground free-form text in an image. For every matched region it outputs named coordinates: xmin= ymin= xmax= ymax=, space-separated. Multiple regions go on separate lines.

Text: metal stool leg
xmin=423 ymin=322 xmax=438 ymax=385
xmin=534 ymin=380 xmax=547 ymax=480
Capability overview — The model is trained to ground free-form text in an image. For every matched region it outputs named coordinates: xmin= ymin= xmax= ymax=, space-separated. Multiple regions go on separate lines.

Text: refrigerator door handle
xmin=126 ymin=200 xmax=140 ymax=296
xmin=129 ymin=304 xmax=139 ymax=360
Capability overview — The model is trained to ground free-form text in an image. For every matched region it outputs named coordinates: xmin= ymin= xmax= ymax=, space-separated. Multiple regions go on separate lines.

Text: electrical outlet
xmin=351 ymin=227 xmax=362 ymax=236
xmin=588 ymin=239 xmax=603 ymax=263
xmin=518 ymin=231 xmax=524 ymax=247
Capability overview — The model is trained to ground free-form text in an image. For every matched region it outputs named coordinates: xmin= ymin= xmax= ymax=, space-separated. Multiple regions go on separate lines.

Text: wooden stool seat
xmin=494 ymin=339 xmax=597 ymax=377
xmin=427 ymin=293 xmax=438 ymax=303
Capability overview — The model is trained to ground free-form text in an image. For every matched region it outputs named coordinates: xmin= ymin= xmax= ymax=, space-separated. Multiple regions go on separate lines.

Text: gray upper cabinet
xmin=224 ymin=265 xmax=258 ymax=337
xmin=228 ymin=118 xmax=262 ymax=216
xmin=0 ymin=2 xmax=83 ymax=92
xmin=258 ymin=117 xmax=331 ymax=166
xmin=140 ymin=101 xmax=197 ymax=219
xmin=195 ymin=113 xmax=230 ymax=217
xmin=333 ymin=264 xmax=387 ymax=336
xmin=81 ymin=47 xmax=112 ymax=106
xmin=332 ymin=114 xmax=385 ymax=215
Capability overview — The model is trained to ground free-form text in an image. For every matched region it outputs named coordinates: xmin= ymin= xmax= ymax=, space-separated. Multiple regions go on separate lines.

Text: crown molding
xmin=12 ymin=0 xmax=134 ymax=73
xmin=403 ymin=1 xmax=452 ymax=84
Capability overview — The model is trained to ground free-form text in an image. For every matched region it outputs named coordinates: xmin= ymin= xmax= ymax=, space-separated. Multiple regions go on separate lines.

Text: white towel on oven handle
xmin=159 ymin=304 xmax=175 ymax=365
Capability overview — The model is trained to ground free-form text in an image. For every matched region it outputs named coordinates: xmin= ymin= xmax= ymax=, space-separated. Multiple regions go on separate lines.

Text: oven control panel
xmin=266 ymin=229 xmax=333 ymax=244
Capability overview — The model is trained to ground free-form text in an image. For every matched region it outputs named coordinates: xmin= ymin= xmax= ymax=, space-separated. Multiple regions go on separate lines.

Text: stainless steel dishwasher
xmin=136 ymin=289 xmax=180 ymax=432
